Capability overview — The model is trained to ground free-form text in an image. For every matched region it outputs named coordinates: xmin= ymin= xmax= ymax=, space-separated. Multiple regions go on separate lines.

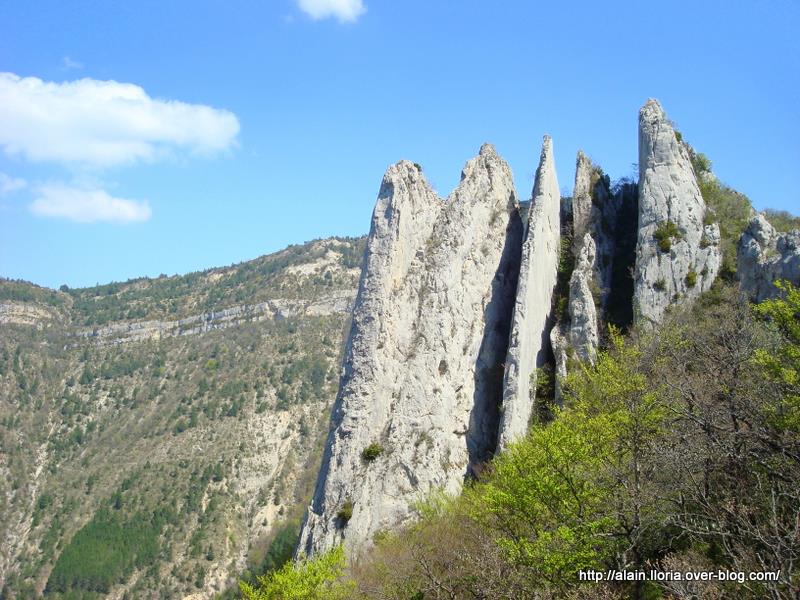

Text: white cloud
xmin=0 ymin=72 xmax=240 ymax=167
xmin=297 ymin=0 xmax=365 ymax=22
xmin=0 ymin=172 xmax=26 ymax=195
xmin=30 ymin=184 xmax=151 ymax=224
xmin=62 ymin=56 xmax=84 ymax=70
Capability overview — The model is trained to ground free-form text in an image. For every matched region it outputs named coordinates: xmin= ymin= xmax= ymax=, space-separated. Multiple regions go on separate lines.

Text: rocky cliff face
xmin=634 ymin=99 xmax=721 ymax=325
xmin=299 ymin=99 xmax=745 ymax=560
xmin=498 ymin=136 xmax=560 ymax=447
xmin=298 ymin=145 xmax=522 ymax=557
xmin=0 ymin=302 xmax=61 ymax=328
xmin=68 ymin=294 xmax=355 ymax=346
xmin=738 ymin=214 xmax=800 ymax=301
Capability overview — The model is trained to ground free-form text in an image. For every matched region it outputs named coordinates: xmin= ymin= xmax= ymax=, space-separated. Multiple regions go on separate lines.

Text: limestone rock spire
xmin=498 ymin=136 xmax=561 ymax=447
xmin=572 ymin=150 xmax=596 ymax=244
xmin=551 ymin=151 xmax=617 ymax=404
xmin=633 ymin=99 xmax=721 ymax=325
xmin=297 ymin=146 xmax=522 ymax=557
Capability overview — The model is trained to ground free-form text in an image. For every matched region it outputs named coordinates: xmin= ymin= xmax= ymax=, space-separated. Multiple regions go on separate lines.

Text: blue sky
xmin=1 ymin=0 xmax=798 ymax=289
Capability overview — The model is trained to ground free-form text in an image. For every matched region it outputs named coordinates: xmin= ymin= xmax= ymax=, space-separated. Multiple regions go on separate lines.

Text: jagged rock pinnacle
xmin=498 ymin=135 xmax=560 ymax=447
xmin=297 ymin=145 xmax=522 ymax=557
xmin=479 ymin=142 xmax=498 ymax=157
xmin=300 ymin=99 xmax=729 ymax=562
xmin=633 ymin=99 xmax=721 ymax=325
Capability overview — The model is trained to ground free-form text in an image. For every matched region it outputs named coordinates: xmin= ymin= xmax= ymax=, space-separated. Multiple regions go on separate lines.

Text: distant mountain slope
xmin=0 ymin=236 xmax=365 ymax=599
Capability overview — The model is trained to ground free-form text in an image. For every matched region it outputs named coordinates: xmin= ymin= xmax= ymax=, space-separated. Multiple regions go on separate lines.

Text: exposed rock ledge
xmin=73 ymin=291 xmax=356 ymax=346
xmin=0 ymin=302 xmax=60 ymax=328
xmin=1 ymin=291 xmax=356 ymax=346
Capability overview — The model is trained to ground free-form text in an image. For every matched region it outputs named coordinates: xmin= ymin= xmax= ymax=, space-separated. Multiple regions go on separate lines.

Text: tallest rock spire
xmin=633 ymin=99 xmax=721 ymax=325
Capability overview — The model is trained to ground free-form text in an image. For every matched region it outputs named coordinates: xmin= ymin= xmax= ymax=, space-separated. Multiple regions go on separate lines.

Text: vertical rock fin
xmin=498 ymin=136 xmax=561 ymax=448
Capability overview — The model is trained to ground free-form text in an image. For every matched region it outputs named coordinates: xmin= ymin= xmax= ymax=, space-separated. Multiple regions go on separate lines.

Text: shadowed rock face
xmin=571 ymin=151 xmax=638 ymax=331
xmin=298 ymin=145 xmax=522 ymax=557
xmin=498 ymin=136 xmax=561 ymax=448
xmin=738 ymin=214 xmax=800 ymax=301
xmin=634 ymin=99 xmax=721 ymax=326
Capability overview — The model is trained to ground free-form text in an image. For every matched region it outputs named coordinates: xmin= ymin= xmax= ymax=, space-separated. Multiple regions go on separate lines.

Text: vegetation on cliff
xmin=244 ymin=280 xmax=800 ymax=599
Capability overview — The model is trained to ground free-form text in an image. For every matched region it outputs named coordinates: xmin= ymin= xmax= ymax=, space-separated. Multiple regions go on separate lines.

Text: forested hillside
xmin=0 ymin=236 xmax=365 ymax=599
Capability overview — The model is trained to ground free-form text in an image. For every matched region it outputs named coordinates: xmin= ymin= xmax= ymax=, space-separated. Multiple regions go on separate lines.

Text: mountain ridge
xmin=296 ymin=98 xmax=796 ymax=561
xmin=0 ymin=236 xmax=365 ymax=599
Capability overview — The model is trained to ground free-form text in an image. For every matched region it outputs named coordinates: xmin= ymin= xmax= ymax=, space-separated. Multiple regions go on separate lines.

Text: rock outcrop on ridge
xmin=299 ymin=99 xmax=737 ymax=560
xmin=738 ymin=213 xmax=800 ymax=301
xmin=297 ymin=145 xmax=523 ymax=557
xmin=633 ymin=99 xmax=721 ymax=325
xmin=498 ymin=137 xmax=561 ymax=447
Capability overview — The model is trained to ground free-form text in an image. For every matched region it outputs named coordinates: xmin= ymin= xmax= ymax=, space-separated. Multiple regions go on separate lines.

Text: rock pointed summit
xmin=299 ymin=99 xmax=731 ymax=562
xmin=572 ymin=150 xmax=598 ymax=245
xmin=297 ymin=146 xmax=523 ymax=557
xmin=633 ymin=99 xmax=721 ymax=325
xmin=498 ymin=136 xmax=561 ymax=447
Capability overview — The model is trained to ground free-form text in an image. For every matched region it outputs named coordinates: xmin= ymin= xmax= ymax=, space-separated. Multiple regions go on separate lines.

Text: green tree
xmin=473 ymin=328 xmax=666 ymax=596
xmin=239 ymin=546 xmax=353 ymax=600
xmin=752 ymin=280 xmax=800 ymax=432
